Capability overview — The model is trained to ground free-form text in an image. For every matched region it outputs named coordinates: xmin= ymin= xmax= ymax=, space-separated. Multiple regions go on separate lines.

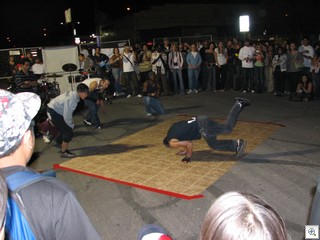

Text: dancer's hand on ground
xmin=176 ymin=150 xmax=187 ymax=156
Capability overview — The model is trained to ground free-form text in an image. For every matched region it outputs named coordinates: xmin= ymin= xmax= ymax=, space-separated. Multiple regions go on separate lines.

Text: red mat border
xmin=53 ymin=164 xmax=204 ymax=200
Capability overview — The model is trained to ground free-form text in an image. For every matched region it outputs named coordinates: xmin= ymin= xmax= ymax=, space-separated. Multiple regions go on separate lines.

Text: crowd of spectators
xmin=97 ymin=36 xmax=320 ymax=102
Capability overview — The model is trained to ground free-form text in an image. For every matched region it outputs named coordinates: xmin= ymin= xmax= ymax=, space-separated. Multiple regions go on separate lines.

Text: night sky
xmin=2 ymin=0 xmax=316 ymax=48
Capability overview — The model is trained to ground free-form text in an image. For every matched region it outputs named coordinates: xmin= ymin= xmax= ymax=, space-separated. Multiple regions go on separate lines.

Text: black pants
xmin=47 ymin=108 xmax=73 ymax=143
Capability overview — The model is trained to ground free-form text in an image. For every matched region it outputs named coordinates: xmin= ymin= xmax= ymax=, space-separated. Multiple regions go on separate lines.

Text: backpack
xmin=5 ymin=170 xmax=56 ymax=240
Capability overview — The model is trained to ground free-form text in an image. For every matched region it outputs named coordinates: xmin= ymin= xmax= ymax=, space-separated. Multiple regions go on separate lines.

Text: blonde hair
xmin=199 ymin=192 xmax=290 ymax=240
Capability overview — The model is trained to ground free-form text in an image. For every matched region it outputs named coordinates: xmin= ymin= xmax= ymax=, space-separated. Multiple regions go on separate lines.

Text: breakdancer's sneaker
xmin=60 ymin=149 xmax=76 ymax=158
xmin=235 ymin=97 xmax=251 ymax=109
xmin=236 ymin=139 xmax=246 ymax=158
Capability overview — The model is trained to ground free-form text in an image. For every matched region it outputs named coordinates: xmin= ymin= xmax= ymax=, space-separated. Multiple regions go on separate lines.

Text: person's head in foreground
xmin=0 ymin=89 xmax=41 ymax=164
xmin=199 ymin=191 xmax=290 ymax=240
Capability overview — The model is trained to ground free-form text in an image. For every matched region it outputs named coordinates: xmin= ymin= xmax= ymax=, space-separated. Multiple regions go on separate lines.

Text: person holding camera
xmin=272 ymin=46 xmax=287 ymax=96
xmin=168 ymin=43 xmax=185 ymax=95
xmin=142 ymin=71 xmax=165 ymax=117
xmin=289 ymin=74 xmax=314 ymax=101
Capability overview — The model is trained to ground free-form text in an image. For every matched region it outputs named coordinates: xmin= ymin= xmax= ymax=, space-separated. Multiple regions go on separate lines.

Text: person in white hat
xmin=0 ymin=89 xmax=101 ymax=240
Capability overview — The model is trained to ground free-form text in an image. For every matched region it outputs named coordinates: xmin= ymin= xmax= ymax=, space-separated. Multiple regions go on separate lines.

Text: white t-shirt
xmin=122 ymin=53 xmax=135 ymax=73
xmin=214 ymin=48 xmax=227 ymax=65
xmin=298 ymin=45 xmax=314 ymax=68
xmin=238 ymin=46 xmax=256 ymax=68
xmin=31 ymin=63 xmax=44 ymax=74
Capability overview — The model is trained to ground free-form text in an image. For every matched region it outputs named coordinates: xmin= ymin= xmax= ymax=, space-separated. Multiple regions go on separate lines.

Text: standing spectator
xmin=168 ymin=43 xmax=184 ymax=95
xmin=286 ymin=42 xmax=303 ymax=95
xmin=186 ymin=43 xmax=202 ymax=94
xmin=31 ymin=57 xmax=45 ymax=80
xmin=142 ymin=71 xmax=165 ymax=117
xmin=138 ymin=44 xmax=153 ymax=83
xmin=214 ymin=41 xmax=228 ymax=92
xmin=47 ymin=83 xmax=89 ymax=157
xmin=121 ymin=46 xmax=141 ymax=98
xmin=199 ymin=39 xmax=209 ymax=90
xmin=204 ymin=42 xmax=216 ymax=91
xmin=238 ymin=39 xmax=255 ymax=93
xmin=78 ymin=53 xmax=94 ymax=73
xmin=178 ymin=42 xmax=189 ymax=90
xmin=0 ymin=89 xmax=101 ymax=239
xmin=265 ymin=44 xmax=275 ymax=93
xmin=234 ymin=41 xmax=243 ymax=91
xmin=109 ymin=47 xmax=124 ymax=96
xmin=151 ymin=44 xmax=170 ymax=96
xmin=272 ymin=46 xmax=287 ymax=96
xmin=14 ymin=58 xmax=38 ymax=94
xmin=162 ymin=38 xmax=172 ymax=91
xmin=254 ymin=44 xmax=265 ymax=93
xmin=310 ymin=51 xmax=320 ymax=98
xmin=298 ymin=36 xmax=314 ymax=75
xmin=26 ymin=51 xmax=35 ymax=66
xmin=226 ymin=40 xmax=237 ymax=90
xmin=93 ymin=47 xmax=109 ymax=79
xmin=4 ymin=56 xmax=17 ymax=77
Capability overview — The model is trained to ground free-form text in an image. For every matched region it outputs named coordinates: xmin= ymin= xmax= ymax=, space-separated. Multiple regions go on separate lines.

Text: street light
xmin=239 ymin=15 xmax=250 ymax=40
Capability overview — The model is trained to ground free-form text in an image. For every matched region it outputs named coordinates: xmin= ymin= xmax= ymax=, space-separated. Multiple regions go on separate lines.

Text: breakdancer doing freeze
xmin=163 ymin=98 xmax=251 ymax=162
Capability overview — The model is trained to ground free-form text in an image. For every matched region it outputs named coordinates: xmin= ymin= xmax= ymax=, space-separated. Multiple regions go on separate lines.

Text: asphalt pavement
xmin=32 ymin=90 xmax=320 ymax=240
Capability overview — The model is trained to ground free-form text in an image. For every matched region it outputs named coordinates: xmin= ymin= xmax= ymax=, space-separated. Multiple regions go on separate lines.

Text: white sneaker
xmin=146 ymin=113 xmax=152 ymax=117
xmin=193 ymin=89 xmax=198 ymax=93
xmin=251 ymin=90 xmax=255 ymax=94
xmin=187 ymin=89 xmax=193 ymax=94
xmin=137 ymin=94 xmax=143 ymax=98
xmin=127 ymin=94 xmax=132 ymax=98
xmin=242 ymin=90 xmax=247 ymax=93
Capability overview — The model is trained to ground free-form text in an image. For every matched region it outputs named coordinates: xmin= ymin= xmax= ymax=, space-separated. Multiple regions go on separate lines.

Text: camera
xmin=173 ymin=62 xmax=178 ymax=66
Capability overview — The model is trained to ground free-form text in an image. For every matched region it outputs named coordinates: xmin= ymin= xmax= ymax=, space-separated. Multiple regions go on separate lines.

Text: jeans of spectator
xmin=273 ymin=69 xmax=286 ymax=94
xmin=200 ymin=64 xmax=208 ymax=90
xmin=47 ymin=108 xmax=73 ymax=143
xmin=206 ymin=64 xmax=216 ymax=91
xmin=241 ymin=67 xmax=254 ymax=91
xmin=143 ymin=96 xmax=165 ymax=115
xmin=265 ymin=66 xmax=274 ymax=92
xmin=188 ymin=68 xmax=200 ymax=90
xmin=254 ymin=66 xmax=265 ymax=92
xmin=215 ymin=64 xmax=227 ymax=91
xmin=171 ymin=69 xmax=184 ymax=94
xmin=156 ymin=67 xmax=169 ymax=95
xmin=84 ymin=98 xmax=101 ymax=127
xmin=112 ymin=67 xmax=123 ymax=93
xmin=196 ymin=102 xmax=241 ymax=151
xmin=123 ymin=71 xmax=138 ymax=95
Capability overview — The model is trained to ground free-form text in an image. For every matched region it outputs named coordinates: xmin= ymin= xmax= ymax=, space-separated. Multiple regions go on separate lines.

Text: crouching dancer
xmin=163 ymin=98 xmax=250 ymax=162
